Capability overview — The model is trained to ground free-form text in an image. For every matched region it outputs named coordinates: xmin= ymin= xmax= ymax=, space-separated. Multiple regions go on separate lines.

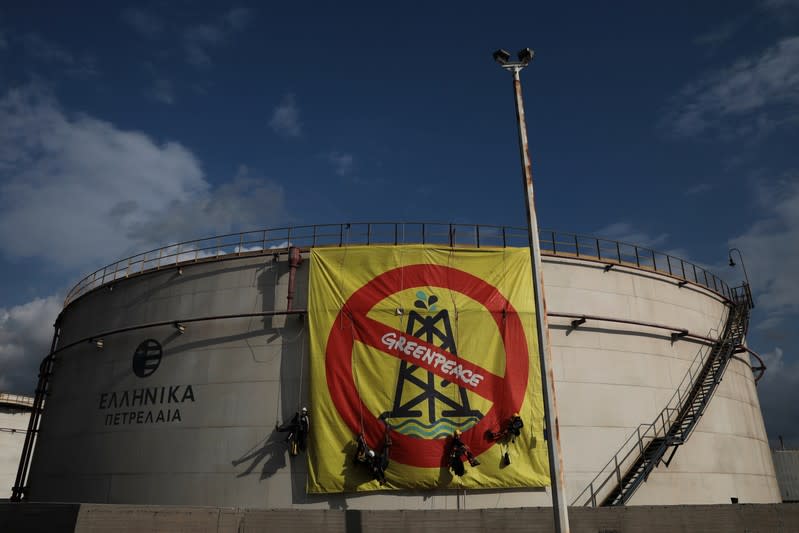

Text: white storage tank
xmin=0 ymin=393 xmax=34 ymax=499
xmin=17 ymin=223 xmax=779 ymax=508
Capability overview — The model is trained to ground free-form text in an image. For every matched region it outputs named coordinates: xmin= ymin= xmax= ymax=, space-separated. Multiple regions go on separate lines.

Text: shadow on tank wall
xmin=219 ymin=255 xmax=315 ymax=502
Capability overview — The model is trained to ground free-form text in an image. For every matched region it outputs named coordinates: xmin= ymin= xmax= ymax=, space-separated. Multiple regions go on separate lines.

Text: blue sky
xmin=1 ymin=2 xmax=798 ymax=445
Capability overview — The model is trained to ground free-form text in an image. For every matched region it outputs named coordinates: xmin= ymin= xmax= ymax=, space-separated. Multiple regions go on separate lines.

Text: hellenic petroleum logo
xmin=132 ymin=339 xmax=162 ymax=378
xmin=97 ymin=338 xmax=196 ymax=427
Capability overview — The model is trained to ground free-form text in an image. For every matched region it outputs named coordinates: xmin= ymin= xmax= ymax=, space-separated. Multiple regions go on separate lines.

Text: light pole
xmin=728 ymin=247 xmax=754 ymax=308
xmin=493 ymin=48 xmax=570 ymax=533
xmin=728 ymin=248 xmax=751 ymax=287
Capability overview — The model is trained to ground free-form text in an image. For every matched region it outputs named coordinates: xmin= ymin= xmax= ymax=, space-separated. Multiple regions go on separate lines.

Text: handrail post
xmin=574 ymin=235 xmax=579 ymax=257
xmin=637 ymin=426 xmax=644 ymax=454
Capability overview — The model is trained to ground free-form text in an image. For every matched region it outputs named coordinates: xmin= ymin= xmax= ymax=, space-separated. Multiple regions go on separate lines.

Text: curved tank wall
xmin=0 ymin=394 xmax=33 ymax=499
xmin=24 ymin=247 xmax=780 ymax=508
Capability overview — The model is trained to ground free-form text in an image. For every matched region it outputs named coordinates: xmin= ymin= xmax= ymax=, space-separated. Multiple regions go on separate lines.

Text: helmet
xmin=454 ymin=429 xmax=462 ymax=437
xmin=513 ymin=412 xmax=519 ymax=417
xmin=301 ymin=407 xmax=308 ymax=414
xmin=367 ymin=450 xmax=376 ymax=458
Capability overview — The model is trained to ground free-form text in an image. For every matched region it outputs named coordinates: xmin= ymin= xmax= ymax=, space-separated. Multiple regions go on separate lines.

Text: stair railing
xmin=571 ymin=309 xmax=734 ymax=507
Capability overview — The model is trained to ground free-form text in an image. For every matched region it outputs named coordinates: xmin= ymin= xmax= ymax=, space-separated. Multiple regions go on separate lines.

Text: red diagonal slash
xmin=350 ymin=313 xmax=503 ymax=399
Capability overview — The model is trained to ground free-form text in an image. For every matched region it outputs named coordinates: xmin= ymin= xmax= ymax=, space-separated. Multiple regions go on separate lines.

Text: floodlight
xmin=493 ymin=49 xmax=511 ymax=65
xmin=518 ymin=48 xmax=534 ymax=64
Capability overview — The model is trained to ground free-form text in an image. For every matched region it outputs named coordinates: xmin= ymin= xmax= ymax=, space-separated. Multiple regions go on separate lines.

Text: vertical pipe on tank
xmin=286 ymin=246 xmax=303 ymax=312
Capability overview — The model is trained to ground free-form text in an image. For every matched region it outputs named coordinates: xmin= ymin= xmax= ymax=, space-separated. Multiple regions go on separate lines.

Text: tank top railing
xmin=63 ymin=223 xmax=733 ymax=307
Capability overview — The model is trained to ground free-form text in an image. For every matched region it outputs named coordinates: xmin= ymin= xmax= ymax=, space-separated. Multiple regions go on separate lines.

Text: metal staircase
xmin=573 ymin=285 xmax=753 ymax=507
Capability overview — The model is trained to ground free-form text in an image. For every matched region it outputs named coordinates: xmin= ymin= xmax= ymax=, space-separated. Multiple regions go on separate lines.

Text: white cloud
xmin=148 ymin=79 xmax=174 ymax=104
xmin=131 ymin=166 xmax=287 ymax=246
xmin=694 ymin=20 xmax=743 ymax=48
xmin=756 ymin=346 xmax=799 ymax=446
xmin=21 ymin=33 xmax=97 ymax=78
xmin=183 ymin=24 xmax=225 ymax=67
xmin=183 ymin=8 xmax=254 ymax=67
xmin=225 ymin=7 xmax=254 ymax=31
xmin=729 ymin=176 xmax=799 ymax=325
xmin=269 ymin=94 xmax=301 ymax=137
xmin=0 ymin=85 xmax=287 ymax=270
xmin=0 ymin=295 xmax=61 ymax=394
xmin=684 ymin=183 xmax=713 ymax=196
xmin=328 ymin=151 xmax=354 ymax=176
xmin=595 ymin=222 xmax=669 ymax=248
xmin=121 ymin=7 xmax=164 ymax=38
xmin=763 ymin=0 xmax=799 ymax=9
xmin=665 ymin=36 xmax=799 ymax=139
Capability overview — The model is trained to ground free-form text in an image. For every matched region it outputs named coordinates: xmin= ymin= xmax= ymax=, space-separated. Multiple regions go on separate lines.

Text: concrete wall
xmin=0 ymin=394 xmax=33 ymax=499
xmin=2 ymin=502 xmax=799 ymax=533
xmin=772 ymin=450 xmax=799 ymax=502
xmin=25 ymin=249 xmax=779 ymax=508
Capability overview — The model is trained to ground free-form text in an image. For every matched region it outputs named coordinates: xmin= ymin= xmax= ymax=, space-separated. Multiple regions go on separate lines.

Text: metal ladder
xmin=11 ymin=319 xmax=61 ymax=501
xmin=573 ymin=285 xmax=753 ymax=507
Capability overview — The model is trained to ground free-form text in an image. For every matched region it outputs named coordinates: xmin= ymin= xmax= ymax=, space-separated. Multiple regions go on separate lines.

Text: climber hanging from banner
xmin=448 ymin=429 xmax=480 ymax=476
xmin=486 ymin=413 xmax=524 ymax=465
xmin=486 ymin=413 xmax=524 ymax=443
xmin=276 ymin=407 xmax=310 ymax=456
xmin=353 ymin=418 xmax=392 ymax=485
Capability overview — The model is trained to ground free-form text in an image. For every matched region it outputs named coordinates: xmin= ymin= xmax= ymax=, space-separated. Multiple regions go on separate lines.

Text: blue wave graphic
xmin=392 ymin=417 xmax=481 ymax=439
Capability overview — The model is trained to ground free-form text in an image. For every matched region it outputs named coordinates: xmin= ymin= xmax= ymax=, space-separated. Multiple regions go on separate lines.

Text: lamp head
xmin=493 ymin=49 xmax=511 ymax=65
xmin=517 ymin=48 xmax=534 ymax=64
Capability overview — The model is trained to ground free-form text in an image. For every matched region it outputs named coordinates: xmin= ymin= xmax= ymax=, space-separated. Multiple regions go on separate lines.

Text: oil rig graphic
xmin=386 ymin=292 xmax=483 ymax=438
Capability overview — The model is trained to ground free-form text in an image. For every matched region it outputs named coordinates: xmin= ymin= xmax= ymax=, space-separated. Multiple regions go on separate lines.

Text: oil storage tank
xmin=15 ymin=223 xmax=780 ymax=508
xmin=0 ymin=393 xmax=33 ymax=499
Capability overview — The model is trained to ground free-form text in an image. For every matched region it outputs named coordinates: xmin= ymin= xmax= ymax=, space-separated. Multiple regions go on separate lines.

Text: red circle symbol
xmin=325 ymin=264 xmax=530 ymax=468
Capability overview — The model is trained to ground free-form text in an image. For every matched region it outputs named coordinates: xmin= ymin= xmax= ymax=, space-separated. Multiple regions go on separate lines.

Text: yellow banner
xmin=306 ymin=245 xmax=549 ymax=492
